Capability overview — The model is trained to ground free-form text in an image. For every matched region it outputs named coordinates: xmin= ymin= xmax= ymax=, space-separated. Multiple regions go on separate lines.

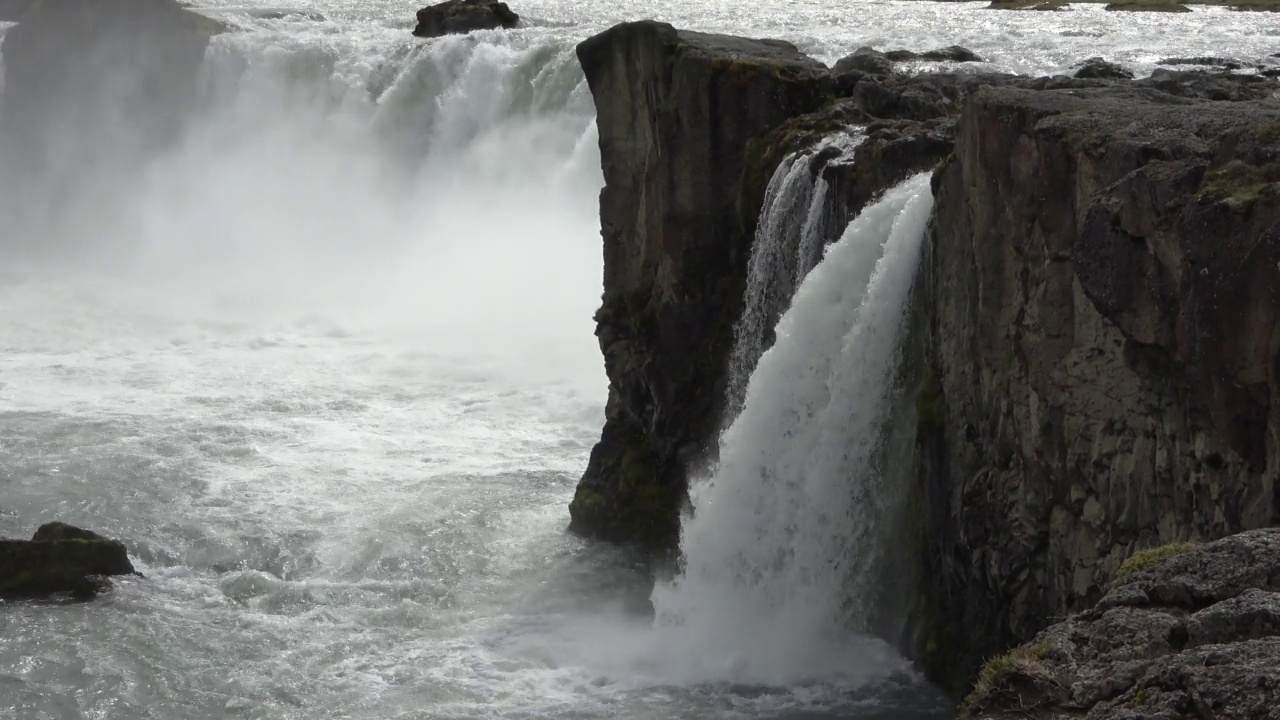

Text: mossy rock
xmin=0 ymin=523 xmax=136 ymax=599
xmin=1197 ymin=160 xmax=1280 ymax=211
xmin=961 ymin=640 xmax=1060 ymax=716
xmin=1112 ymin=541 xmax=1200 ymax=583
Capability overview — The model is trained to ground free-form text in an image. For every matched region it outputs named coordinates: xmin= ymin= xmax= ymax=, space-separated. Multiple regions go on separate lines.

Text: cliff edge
xmin=922 ymin=82 xmax=1280 ymax=692
xmin=569 ymin=21 xmax=828 ymax=550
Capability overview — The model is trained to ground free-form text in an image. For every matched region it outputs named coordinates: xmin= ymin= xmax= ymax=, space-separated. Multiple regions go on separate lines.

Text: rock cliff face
xmin=572 ymin=18 xmax=1280 ymax=702
xmin=921 ymin=82 xmax=1280 ymax=693
xmin=568 ymin=21 xmax=829 ymax=550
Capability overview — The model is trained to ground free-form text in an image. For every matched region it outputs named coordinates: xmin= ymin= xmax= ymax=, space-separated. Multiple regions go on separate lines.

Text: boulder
xmin=1074 ymin=57 xmax=1135 ymax=79
xmin=1105 ymin=1 xmax=1192 ymax=10
xmin=833 ymin=47 xmax=894 ymax=76
xmin=920 ymin=45 xmax=984 ymax=62
xmin=1 ymin=522 xmax=136 ymax=600
xmin=962 ymin=531 xmax=1280 ymax=719
xmin=411 ymin=0 xmax=518 ymax=38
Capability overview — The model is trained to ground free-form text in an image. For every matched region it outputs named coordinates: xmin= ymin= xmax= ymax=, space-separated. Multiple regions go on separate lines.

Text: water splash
xmin=652 ymin=173 xmax=934 ymax=684
xmin=725 ymin=133 xmax=861 ymax=419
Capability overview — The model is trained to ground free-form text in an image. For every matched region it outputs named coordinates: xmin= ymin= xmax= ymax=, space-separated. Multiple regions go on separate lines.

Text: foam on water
xmin=652 ymin=173 xmax=934 ymax=686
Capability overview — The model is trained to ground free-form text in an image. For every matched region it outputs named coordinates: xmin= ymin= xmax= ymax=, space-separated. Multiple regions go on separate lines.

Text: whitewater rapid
xmin=1 ymin=1 xmax=1277 ymax=718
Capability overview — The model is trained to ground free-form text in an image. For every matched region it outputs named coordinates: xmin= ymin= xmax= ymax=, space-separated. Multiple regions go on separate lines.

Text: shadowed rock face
xmin=411 ymin=0 xmax=518 ymax=38
xmin=568 ymin=21 xmax=829 ymax=551
xmin=963 ymin=530 xmax=1280 ymax=719
xmin=920 ymin=82 xmax=1280 ymax=693
xmin=0 ymin=523 xmax=136 ymax=600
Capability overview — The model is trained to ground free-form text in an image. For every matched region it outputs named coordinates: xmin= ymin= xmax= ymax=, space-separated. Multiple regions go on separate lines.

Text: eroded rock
xmin=0 ymin=523 xmax=136 ymax=599
xmin=568 ymin=21 xmax=829 ymax=550
xmin=1074 ymin=57 xmax=1135 ymax=79
xmin=412 ymin=0 xmax=518 ymax=38
xmin=964 ymin=531 xmax=1280 ymax=719
xmin=921 ymin=75 xmax=1280 ymax=694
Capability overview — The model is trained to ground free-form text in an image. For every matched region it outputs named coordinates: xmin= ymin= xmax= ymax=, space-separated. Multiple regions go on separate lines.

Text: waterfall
xmin=0 ymin=28 xmax=604 ymax=377
xmin=651 ymin=173 xmax=934 ymax=684
xmin=725 ymin=133 xmax=862 ymax=419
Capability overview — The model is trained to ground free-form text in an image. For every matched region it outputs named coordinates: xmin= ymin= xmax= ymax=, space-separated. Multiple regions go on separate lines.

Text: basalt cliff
xmin=570 ymin=19 xmax=1280 ymax=702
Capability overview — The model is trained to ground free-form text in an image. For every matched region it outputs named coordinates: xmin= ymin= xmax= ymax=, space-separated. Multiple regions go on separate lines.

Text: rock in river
xmin=1 ymin=522 xmax=136 ymax=600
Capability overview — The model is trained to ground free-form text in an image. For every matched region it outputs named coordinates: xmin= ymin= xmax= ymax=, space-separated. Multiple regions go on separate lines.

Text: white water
xmin=727 ymin=135 xmax=861 ymax=418
xmin=1 ymin=0 xmax=1276 ymax=717
xmin=652 ymin=173 xmax=934 ymax=684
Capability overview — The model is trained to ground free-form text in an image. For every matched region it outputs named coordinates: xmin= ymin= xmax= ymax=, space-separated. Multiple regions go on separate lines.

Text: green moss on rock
xmin=1197 ymin=160 xmax=1280 ymax=210
xmin=0 ymin=523 xmax=135 ymax=599
xmin=1113 ymin=541 xmax=1200 ymax=583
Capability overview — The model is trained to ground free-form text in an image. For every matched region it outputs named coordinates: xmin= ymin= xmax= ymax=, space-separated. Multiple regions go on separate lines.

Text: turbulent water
xmin=1 ymin=1 xmax=1277 ymax=718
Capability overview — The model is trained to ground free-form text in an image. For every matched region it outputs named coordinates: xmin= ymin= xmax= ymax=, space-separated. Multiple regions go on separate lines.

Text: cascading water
xmin=726 ymin=133 xmax=861 ymax=418
xmin=652 ymin=173 xmax=935 ymax=684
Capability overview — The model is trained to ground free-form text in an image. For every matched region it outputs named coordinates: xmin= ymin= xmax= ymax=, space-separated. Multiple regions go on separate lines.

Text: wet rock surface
xmin=964 ymin=531 xmax=1280 ymax=719
xmin=1 ymin=522 xmax=136 ymax=600
xmin=411 ymin=0 xmax=518 ymax=38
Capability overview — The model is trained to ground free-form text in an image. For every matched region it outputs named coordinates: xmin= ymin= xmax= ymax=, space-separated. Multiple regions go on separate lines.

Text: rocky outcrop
xmin=963 ymin=530 xmax=1280 ymax=719
xmin=568 ymin=21 xmax=829 ymax=550
xmin=1074 ymin=57 xmax=1135 ymax=80
xmin=919 ymin=79 xmax=1280 ymax=694
xmin=1 ymin=522 xmax=136 ymax=600
xmin=411 ymin=0 xmax=518 ymax=38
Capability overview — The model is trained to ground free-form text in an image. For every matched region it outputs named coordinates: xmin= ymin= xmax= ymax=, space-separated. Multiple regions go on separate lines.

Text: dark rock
xmin=1158 ymin=56 xmax=1245 ymax=70
xmin=1 ymin=523 xmax=136 ymax=599
xmin=987 ymin=0 xmax=1067 ymax=8
xmin=569 ymin=21 xmax=829 ymax=550
xmin=71 ymin=575 xmax=114 ymax=601
xmin=833 ymin=47 xmax=894 ymax=76
xmin=0 ymin=0 xmax=34 ymax=21
xmin=963 ymin=531 xmax=1280 ymax=719
xmin=879 ymin=46 xmax=984 ymax=63
xmin=920 ymin=78 xmax=1280 ymax=695
xmin=1074 ymin=57 xmax=1135 ymax=79
xmin=411 ymin=0 xmax=518 ymax=38
xmin=920 ymin=45 xmax=983 ymax=63
xmin=1106 ymin=1 xmax=1192 ymax=10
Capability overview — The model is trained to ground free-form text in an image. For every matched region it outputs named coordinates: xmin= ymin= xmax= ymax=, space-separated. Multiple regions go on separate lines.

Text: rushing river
xmin=0 ymin=1 xmax=1275 ymax=718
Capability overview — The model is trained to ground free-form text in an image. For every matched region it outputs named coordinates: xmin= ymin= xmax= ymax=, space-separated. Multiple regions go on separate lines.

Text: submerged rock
xmin=412 ymin=0 xmax=518 ymax=38
xmin=963 ymin=531 xmax=1280 ymax=719
xmin=0 ymin=523 xmax=136 ymax=599
xmin=1074 ymin=56 xmax=1135 ymax=79
xmin=987 ymin=0 xmax=1067 ymax=9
